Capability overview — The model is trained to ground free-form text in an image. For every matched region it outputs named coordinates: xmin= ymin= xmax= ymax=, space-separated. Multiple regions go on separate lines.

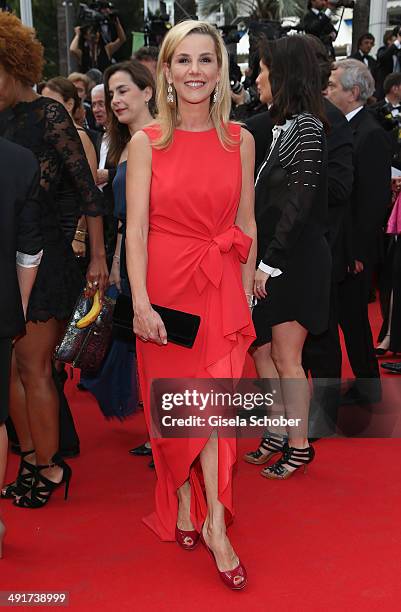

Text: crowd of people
xmin=0 ymin=9 xmax=398 ymax=590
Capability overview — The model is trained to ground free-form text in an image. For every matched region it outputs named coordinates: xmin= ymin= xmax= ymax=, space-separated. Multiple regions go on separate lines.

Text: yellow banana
xmin=76 ymin=290 xmax=101 ymax=329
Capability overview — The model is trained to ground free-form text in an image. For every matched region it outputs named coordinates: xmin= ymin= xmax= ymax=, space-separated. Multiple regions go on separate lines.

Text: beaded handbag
xmin=54 ymin=291 xmax=115 ymax=373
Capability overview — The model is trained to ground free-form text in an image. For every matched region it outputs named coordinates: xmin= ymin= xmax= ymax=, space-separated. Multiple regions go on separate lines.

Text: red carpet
xmin=1 ymin=300 xmax=401 ymax=610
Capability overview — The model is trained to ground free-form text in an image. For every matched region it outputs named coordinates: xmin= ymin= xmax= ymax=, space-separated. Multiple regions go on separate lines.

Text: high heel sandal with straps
xmin=1 ymin=449 xmax=36 ymax=499
xmin=243 ymin=434 xmax=285 ymax=465
xmin=13 ymin=457 xmax=72 ymax=509
xmin=261 ymin=444 xmax=315 ymax=480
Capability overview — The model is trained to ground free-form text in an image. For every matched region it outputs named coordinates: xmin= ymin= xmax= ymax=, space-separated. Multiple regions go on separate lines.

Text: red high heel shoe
xmin=175 ymin=525 xmax=200 ymax=551
xmin=200 ymin=529 xmax=247 ymax=590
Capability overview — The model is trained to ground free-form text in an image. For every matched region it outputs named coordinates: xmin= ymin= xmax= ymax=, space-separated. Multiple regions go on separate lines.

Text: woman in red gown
xmin=125 ymin=21 xmax=256 ymax=590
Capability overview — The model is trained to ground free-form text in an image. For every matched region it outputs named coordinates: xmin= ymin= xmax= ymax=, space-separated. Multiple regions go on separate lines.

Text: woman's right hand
xmin=134 ymin=303 xmax=167 ymax=345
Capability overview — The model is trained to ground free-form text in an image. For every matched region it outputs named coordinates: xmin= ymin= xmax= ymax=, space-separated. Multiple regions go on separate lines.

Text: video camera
xmin=78 ymin=2 xmax=118 ymax=28
xmin=144 ymin=13 xmax=170 ymax=47
xmin=329 ymin=0 xmax=355 ymax=9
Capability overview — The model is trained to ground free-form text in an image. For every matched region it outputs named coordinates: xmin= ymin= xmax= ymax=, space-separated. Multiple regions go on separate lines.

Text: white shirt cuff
xmin=258 ymin=261 xmax=283 ymax=277
xmin=16 ymin=250 xmax=43 ymax=268
xmin=395 ymin=40 xmax=401 ymax=49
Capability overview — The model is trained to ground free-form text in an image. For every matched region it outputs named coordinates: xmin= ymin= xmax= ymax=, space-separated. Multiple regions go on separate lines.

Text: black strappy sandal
xmin=13 ymin=457 xmax=72 ymax=509
xmin=261 ymin=444 xmax=315 ymax=479
xmin=243 ymin=434 xmax=285 ymax=465
xmin=1 ymin=450 xmax=36 ymax=499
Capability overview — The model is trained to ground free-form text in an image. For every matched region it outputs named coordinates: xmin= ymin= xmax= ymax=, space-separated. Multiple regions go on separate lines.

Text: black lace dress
xmin=2 ymin=97 xmax=105 ymax=322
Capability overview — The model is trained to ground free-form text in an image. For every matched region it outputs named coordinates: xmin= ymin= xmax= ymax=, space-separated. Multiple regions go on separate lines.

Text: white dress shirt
xmin=345 ymin=106 xmax=364 ymax=122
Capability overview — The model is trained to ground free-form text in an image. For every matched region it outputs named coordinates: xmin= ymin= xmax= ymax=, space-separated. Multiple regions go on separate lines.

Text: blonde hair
xmin=68 ymin=72 xmax=90 ymax=91
xmin=154 ymin=20 xmax=235 ymax=149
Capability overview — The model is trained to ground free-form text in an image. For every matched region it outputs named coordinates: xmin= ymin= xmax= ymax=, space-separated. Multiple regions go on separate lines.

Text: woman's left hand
xmin=254 ymin=269 xmax=269 ymax=299
xmin=85 ymin=255 xmax=109 ymax=299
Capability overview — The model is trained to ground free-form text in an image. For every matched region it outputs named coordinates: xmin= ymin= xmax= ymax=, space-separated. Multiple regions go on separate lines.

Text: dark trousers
xmin=303 ymin=282 xmax=342 ymax=436
xmin=338 ymin=266 xmax=381 ymax=395
xmin=339 ymin=267 xmax=379 ymax=377
xmin=0 ymin=338 xmax=12 ymax=425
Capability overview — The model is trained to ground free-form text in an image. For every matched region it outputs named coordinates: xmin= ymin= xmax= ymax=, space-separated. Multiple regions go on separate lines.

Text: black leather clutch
xmin=112 ymin=294 xmax=201 ymax=348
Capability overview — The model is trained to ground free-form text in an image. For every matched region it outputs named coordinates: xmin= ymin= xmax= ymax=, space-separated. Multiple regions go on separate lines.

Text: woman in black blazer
xmin=244 ymin=36 xmax=331 ymax=478
xmin=0 ymin=137 xmax=43 ymax=557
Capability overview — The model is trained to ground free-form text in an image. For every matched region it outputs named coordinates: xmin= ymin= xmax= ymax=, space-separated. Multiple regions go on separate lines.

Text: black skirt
xmin=252 ymin=226 xmax=332 ymax=346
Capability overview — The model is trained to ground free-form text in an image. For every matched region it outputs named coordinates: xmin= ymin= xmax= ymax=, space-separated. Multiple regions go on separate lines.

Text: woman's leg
xmin=9 ymin=353 xmax=33 ymax=453
xmin=376 ymin=291 xmax=393 ymax=350
xmin=271 ymin=321 xmax=309 ymax=450
xmin=14 ymin=319 xmax=64 ymax=483
xmin=200 ymin=435 xmax=239 ymax=571
xmin=176 ymin=480 xmax=194 ymax=531
xmin=251 ymin=342 xmax=279 ymax=379
xmin=250 ymin=343 xmax=286 ymax=443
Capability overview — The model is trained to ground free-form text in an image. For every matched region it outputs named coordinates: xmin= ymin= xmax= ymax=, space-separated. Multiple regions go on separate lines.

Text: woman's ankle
xmin=203 ymin=519 xmax=226 ymax=539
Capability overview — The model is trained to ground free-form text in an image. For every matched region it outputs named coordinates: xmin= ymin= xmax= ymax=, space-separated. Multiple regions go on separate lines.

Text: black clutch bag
xmin=55 ymin=292 xmax=115 ymax=373
xmin=112 ymin=294 xmax=201 ymax=348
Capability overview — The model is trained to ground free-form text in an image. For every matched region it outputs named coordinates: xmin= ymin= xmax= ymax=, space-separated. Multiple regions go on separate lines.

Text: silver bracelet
xmin=245 ymin=293 xmax=257 ymax=309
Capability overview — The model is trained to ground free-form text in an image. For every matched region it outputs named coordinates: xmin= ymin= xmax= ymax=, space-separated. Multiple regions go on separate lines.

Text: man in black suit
xmin=0 ymin=137 xmax=42 ymax=547
xmin=303 ymin=36 xmax=354 ymax=435
xmin=303 ymin=0 xmax=337 ymax=60
xmin=245 ymin=110 xmax=273 ymax=177
xmin=376 ymin=26 xmax=401 ymax=100
xmin=349 ymin=33 xmax=377 ymax=88
xmin=327 ymin=59 xmax=392 ymax=404
xmin=369 ymin=72 xmax=401 ymax=169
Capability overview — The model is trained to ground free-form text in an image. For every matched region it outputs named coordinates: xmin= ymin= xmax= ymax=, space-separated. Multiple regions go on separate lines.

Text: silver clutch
xmin=54 ymin=291 xmax=115 ymax=373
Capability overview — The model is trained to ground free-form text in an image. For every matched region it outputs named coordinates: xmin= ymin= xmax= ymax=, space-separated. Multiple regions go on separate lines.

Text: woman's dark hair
xmin=104 ymin=60 xmax=156 ymax=166
xmin=259 ymin=35 xmax=328 ymax=130
xmin=384 ymin=30 xmax=395 ymax=45
xmin=44 ymin=76 xmax=81 ymax=115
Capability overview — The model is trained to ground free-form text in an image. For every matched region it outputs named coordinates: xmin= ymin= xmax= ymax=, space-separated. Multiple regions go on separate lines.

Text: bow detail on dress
xmin=194 ymin=225 xmax=252 ymax=294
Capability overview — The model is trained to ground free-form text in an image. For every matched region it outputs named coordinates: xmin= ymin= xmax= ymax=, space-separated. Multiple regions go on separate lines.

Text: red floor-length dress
xmin=136 ymin=124 xmax=255 ymax=540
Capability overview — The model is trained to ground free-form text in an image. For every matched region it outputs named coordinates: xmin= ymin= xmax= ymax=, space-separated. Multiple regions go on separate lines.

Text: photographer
xmin=303 ymin=0 xmax=339 ymax=59
xmin=69 ymin=10 xmax=126 ymax=73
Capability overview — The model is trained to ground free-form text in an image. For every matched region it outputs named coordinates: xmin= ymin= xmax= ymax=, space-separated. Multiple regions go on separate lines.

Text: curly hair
xmin=0 ymin=12 xmax=44 ymax=86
